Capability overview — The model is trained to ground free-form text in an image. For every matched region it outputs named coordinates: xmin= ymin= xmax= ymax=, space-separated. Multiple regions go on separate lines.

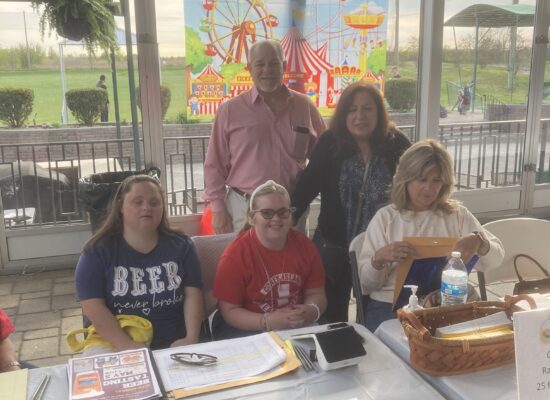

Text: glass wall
xmin=536 ymin=22 xmax=550 ymax=185
xmin=439 ymin=0 xmax=536 ymax=192
xmin=385 ymin=0 xmax=421 ymax=138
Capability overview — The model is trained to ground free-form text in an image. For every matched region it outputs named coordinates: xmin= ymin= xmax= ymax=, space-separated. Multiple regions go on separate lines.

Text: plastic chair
xmin=191 ymin=232 xmax=237 ymax=340
xmin=478 ymin=218 xmax=550 ymax=300
xmin=349 ymin=231 xmax=366 ymax=326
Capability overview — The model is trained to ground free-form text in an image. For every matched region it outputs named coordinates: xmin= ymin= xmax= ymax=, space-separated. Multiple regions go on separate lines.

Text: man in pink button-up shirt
xmin=204 ymin=40 xmax=326 ymax=233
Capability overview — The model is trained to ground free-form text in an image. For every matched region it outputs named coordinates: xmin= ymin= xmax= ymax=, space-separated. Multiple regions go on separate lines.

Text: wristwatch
xmin=473 ymin=231 xmax=490 ymax=255
xmin=1 ymin=360 xmax=21 ymax=371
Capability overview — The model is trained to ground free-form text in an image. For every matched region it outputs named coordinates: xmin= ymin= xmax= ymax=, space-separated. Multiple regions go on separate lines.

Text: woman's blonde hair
xmin=84 ymin=174 xmax=178 ymax=250
xmin=391 ymin=139 xmax=459 ymax=213
xmin=241 ymin=180 xmax=290 ymax=232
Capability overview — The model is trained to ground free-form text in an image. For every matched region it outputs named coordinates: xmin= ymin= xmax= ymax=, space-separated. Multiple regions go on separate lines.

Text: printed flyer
xmin=68 ymin=348 xmax=162 ymax=400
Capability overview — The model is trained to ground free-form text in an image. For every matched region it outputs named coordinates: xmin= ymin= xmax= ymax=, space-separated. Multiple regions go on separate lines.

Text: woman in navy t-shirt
xmin=76 ymin=175 xmax=203 ymax=351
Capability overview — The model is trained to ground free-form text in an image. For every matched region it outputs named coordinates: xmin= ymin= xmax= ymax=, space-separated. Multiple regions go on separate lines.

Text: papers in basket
xmin=435 ymin=311 xmax=512 ymax=339
xmin=68 ymin=348 xmax=162 ymax=400
xmin=152 ymin=332 xmax=287 ymax=392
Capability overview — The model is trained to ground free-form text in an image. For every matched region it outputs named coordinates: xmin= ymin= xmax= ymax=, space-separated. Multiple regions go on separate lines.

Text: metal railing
xmin=1 ymin=119 xmax=549 ymax=229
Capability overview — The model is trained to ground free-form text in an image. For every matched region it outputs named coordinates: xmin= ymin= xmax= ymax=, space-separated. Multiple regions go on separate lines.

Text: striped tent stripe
xmin=281 ymin=28 xmax=333 ymax=75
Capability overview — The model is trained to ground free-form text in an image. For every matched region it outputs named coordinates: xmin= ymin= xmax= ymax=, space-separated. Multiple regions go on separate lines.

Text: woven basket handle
xmin=513 ymin=254 xmax=550 ymax=281
xmin=504 ymin=294 xmax=537 ymax=309
xmin=396 ymin=309 xmax=431 ymax=340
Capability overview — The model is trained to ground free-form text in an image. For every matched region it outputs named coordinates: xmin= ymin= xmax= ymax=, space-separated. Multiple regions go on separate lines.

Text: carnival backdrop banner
xmin=184 ymin=0 xmax=389 ymax=118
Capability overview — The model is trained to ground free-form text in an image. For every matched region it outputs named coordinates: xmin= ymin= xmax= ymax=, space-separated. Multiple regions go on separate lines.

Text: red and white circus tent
xmin=191 ymin=64 xmax=227 ymax=115
xmin=316 ymin=41 xmax=328 ymax=61
xmin=281 ymin=27 xmax=334 ymax=107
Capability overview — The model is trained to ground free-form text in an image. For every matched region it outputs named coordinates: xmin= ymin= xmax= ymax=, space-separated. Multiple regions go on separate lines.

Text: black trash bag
xmin=78 ymin=167 xmax=161 ymax=232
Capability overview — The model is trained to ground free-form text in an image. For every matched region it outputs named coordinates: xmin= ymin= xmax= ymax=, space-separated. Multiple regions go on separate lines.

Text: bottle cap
xmin=451 ymin=251 xmax=461 ymax=258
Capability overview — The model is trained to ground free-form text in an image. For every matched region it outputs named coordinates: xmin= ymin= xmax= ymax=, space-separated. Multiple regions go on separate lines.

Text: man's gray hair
xmin=248 ymin=40 xmax=284 ymax=63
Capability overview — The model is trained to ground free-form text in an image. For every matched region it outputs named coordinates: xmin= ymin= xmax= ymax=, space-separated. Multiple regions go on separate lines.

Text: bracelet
xmin=472 ymin=231 xmax=490 ymax=255
xmin=307 ymin=303 xmax=321 ymax=322
xmin=261 ymin=312 xmax=271 ymax=332
xmin=1 ymin=360 xmax=20 ymax=371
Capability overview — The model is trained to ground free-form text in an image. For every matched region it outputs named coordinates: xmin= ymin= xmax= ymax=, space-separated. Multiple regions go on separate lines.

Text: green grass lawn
xmin=0 ymin=62 xmax=535 ymax=126
xmin=398 ymin=61 xmax=532 ymax=108
xmin=0 ymin=66 xmax=187 ymax=126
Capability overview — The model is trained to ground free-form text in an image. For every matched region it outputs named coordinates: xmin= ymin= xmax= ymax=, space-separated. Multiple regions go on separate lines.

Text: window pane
xmin=386 ymin=0 xmax=421 ymax=141
xmin=440 ymin=0 xmax=535 ymax=191
xmin=536 ymin=23 xmax=550 ymax=185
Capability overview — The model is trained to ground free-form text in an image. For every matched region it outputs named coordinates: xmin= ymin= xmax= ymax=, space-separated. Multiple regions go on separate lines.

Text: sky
xmin=0 ymin=0 xmax=538 ymax=57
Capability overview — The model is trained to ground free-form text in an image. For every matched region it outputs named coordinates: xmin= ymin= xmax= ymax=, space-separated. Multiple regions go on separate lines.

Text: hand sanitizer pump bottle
xmin=402 ymin=285 xmax=423 ymax=311
xmin=440 ymin=251 xmax=468 ymax=306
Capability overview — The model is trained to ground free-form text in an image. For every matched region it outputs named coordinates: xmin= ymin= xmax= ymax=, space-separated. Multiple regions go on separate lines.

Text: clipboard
xmin=392 ymin=237 xmax=479 ymax=310
xmin=169 ymin=332 xmax=301 ymax=399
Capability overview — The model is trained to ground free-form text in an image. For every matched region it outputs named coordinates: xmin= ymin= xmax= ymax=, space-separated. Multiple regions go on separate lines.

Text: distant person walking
xmin=96 ymin=74 xmax=109 ymax=122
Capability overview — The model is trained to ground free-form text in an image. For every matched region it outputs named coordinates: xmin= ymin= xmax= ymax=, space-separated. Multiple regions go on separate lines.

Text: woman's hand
xmin=170 ymin=336 xmax=198 ymax=348
xmin=453 ymin=234 xmax=480 ymax=264
xmin=372 ymin=241 xmax=418 ymax=269
xmin=268 ymin=306 xmax=310 ymax=330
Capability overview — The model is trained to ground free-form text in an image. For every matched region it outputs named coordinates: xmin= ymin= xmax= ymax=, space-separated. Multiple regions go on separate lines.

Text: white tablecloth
xmin=375 ymin=319 xmax=518 ymax=400
xmin=28 ymin=323 xmax=444 ymax=400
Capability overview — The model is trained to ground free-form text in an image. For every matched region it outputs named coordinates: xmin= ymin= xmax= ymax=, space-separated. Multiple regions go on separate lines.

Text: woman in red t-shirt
xmin=0 ymin=308 xmax=20 ymax=373
xmin=213 ymin=180 xmax=327 ymax=339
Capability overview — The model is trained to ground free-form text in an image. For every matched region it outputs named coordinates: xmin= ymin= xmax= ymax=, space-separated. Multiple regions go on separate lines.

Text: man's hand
xmin=212 ymin=209 xmax=233 ymax=234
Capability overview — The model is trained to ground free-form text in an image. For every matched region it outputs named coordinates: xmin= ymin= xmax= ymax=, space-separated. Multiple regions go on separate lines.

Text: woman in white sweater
xmin=358 ymin=139 xmax=504 ymax=332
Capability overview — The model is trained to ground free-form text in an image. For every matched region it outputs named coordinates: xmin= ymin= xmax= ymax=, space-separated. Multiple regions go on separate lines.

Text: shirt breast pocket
xmin=292 ymin=126 xmax=311 ymax=161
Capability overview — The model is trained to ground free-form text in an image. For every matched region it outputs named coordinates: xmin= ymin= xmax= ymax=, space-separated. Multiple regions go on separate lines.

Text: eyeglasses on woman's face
xmin=251 ymin=207 xmax=296 ymax=220
xmin=170 ymin=352 xmax=217 ymax=366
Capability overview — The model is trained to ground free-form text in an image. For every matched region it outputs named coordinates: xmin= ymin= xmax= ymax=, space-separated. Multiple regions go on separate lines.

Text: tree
xmin=367 ymin=41 xmax=387 ymax=74
xmin=220 ymin=63 xmax=245 ymax=85
xmin=185 ymin=27 xmax=212 ymax=74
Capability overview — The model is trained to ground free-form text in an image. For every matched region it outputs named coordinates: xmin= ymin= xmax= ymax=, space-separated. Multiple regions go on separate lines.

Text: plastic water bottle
xmin=440 ymin=251 xmax=468 ymax=306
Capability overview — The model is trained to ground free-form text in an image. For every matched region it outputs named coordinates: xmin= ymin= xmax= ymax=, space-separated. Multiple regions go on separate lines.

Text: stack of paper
xmin=0 ymin=368 xmax=27 ymax=400
xmin=435 ymin=311 xmax=513 ymax=340
xmin=153 ymin=332 xmax=287 ymax=392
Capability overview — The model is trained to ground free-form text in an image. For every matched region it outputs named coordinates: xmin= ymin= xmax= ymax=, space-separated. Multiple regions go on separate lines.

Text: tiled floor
xmin=0 ymin=267 xmax=511 ymax=368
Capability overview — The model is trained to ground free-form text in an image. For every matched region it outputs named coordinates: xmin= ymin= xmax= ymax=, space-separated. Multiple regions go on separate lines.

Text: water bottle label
xmin=441 ymin=282 xmax=467 ymax=297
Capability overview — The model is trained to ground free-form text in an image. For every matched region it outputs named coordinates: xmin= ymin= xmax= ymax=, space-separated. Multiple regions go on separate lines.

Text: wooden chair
xmin=478 ymin=218 xmax=550 ymax=300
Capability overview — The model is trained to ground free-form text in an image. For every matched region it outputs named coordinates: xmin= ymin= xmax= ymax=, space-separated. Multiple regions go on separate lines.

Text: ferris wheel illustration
xmin=200 ymin=0 xmax=279 ymax=64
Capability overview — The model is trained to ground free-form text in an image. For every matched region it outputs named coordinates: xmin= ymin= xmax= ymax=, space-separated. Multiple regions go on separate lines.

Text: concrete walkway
xmin=0 ymin=266 xmax=510 ymax=368
xmin=1 ymin=268 xmax=82 ymax=368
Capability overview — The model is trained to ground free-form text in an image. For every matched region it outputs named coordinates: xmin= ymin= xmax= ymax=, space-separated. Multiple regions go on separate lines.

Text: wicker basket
xmin=396 ymin=294 xmax=535 ymax=376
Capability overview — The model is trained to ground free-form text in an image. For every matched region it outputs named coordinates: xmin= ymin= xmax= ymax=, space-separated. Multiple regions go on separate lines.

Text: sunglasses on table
xmin=170 ymin=352 xmax=217 ymax=366
xmin=251 ymin=207 xmax=296 ymax=220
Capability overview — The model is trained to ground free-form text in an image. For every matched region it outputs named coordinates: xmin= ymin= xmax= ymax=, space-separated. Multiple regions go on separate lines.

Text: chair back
xmin=478 ymin=218 xmax=550 ymax=299
xmin=191 ymin=233 xmax=237 ymax=317
xmin=349 ymin=231 xmax=366 ymax=326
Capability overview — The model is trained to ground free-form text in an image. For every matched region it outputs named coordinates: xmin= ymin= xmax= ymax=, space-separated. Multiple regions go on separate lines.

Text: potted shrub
xmin=32 ymin=0 xmax=117 ymax=51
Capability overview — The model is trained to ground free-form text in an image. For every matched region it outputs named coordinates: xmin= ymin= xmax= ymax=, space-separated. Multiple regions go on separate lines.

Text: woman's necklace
xmin=411 ymin=210 xmax=430 ymax=232
xmin=249 ymin=230 xmax=287 ymax=312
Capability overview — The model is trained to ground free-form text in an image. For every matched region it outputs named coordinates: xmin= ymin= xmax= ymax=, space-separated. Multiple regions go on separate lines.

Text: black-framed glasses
xmin=170 ymin=352 xmax=217 ymax=366
xmin=252 ymin=207 xmax=296 ymax=220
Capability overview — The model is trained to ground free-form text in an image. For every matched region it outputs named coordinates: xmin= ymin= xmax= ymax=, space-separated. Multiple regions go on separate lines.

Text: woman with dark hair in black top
xmin=292 ymin=82 xmax=410 ymax=324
